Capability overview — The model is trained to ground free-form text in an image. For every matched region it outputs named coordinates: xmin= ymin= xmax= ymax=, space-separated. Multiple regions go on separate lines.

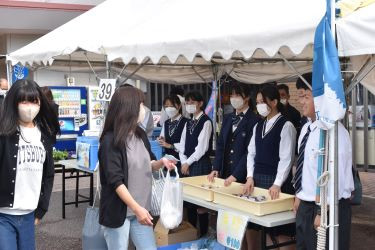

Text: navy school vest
xmin=164 ymin=116 xmax=188 ymax=159
xmin=254 ymin=115 xmax=287 ymax=176
xmin=184 ymin=114 xmax=213 ymax=159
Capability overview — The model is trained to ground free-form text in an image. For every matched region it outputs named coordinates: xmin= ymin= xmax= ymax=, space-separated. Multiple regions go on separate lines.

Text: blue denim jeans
xmin=0 ymin=212 xmax=35 ymax=250
xmin=102 ymin=215 xmax=157 ymax=250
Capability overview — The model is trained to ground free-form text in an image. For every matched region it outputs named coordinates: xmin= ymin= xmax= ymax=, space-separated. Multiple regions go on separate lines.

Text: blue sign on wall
xmin=12 ymin=65 xmax=29 ymax=83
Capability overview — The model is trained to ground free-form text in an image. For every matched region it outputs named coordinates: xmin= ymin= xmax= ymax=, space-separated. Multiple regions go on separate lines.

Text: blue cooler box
xmin=157 ymin=238 xmax=228 ymax=250
xmin=76 ymin=136 xmax=99 ymax=171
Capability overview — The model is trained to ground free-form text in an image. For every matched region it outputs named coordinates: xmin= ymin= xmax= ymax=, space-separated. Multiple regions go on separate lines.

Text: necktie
xmin=293 ymin=126 xmax=311 ymax=194
xmin=169 ymin=120 xmax=179 ymax=137
xmin=232 ymin=112 xmax=244 ymax=127
xmin=189 ymin=119 xmax=198 ymax=134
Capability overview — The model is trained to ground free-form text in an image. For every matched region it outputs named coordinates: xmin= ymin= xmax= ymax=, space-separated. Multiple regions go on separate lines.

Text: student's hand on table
xmin=269 ymin=185 xmax=281 ymax=200
xmin=181 ymin=163 xmax=190 ymax=175
xmin=314 ymin=215 xmax=321 ymax=230
xmin=134 ymin=205 xmax=153 ymax=226
xmin=34 ymin=218 xmax=40 ymax=226
xmin=243 ymin=177 xmax=254 ymax=195
xmin=207 ymin=171 xmax=218 ymax=182
xmin=293 ymin=197 xmax=301 ymax=214
xmin=224 ymin=175 xmax=237 ymax=186
xmin=161 ymin=157 xmax=176 ymax=170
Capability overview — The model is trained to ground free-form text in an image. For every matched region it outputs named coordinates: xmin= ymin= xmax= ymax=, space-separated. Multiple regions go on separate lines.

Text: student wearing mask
xmin=98 ymin=86 xmax=175 ymax=250
xmin=0 ymin=80 xmax=60 ymax=250
xmin=208 ymin=83 xmax=259 ymax=185
xmin=244 ymin=84 xmax=296 ymax=250
xmin=158 ymin=95 xmax=189 ymax=175
xmin=179 ymin=91 xmax=213 ymax=237
xmin=159 ymin=86 xmax=189 ymax=126
xmin=293 ymin=81 xmax=354 ymax=250
xmin=277 ymin=84 xmax=301 ymax=131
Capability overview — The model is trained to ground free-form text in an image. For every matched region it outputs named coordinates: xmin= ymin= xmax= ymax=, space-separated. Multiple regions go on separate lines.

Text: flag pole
xmin=329 ymin=0 xmax=339 ymax=250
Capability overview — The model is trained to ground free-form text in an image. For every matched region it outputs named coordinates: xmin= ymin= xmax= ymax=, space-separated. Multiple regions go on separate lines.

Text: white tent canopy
xmin=337 ymin=3 xmax=375 ymax=95
xmin=7 ymin=0 xmax=325 ymax=84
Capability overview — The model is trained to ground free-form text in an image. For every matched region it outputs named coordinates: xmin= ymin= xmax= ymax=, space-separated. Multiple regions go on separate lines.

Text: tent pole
xmin=120 ymin=58 xmax=150 ymax=85
xmin=84 ymin=52 xmax=100 ymax=81
xmin=277 ymin=52 xmax=312 ymax=90
xmin=345 ymin=56 xmax=375 ymax=95
xmin=105 ymin=56 xmax=110 ymax=78
xmin=363 ymin=87 xmax=369 ymax=172
xmin=192 ymin=66 xmax=207 ymax=84
xmin=6 ymin=60 xmax=12 ymax=86
xmin=351 ymin=86 xmax=357 ymax=169
xmin=212 ymin=65 xmax=219 ymax=150
xmin=116 ymin=63 xmax=129 ymax=80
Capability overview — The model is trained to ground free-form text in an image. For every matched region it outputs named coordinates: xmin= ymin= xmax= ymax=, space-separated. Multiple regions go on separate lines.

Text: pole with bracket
xmin=211 ymin=65 xmax=219 ymax=150
xmin=329 ymin=0 xmax=339 ymax=249
xmin=6 ymin=60 xmax=13 ymax=86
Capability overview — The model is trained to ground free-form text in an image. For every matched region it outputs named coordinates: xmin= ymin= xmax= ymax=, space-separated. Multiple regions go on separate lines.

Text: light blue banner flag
xmin=205 ymin=89 xmax=215 ymax=120
xmin=312 ymin=0 xmax=346 ymax=130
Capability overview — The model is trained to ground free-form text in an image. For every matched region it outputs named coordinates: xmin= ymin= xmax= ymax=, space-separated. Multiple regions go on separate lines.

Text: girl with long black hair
xmin=98 ymin=86 xmax=175 ymax=250
xmin=0 ymin=79 xmax=60 ymax=250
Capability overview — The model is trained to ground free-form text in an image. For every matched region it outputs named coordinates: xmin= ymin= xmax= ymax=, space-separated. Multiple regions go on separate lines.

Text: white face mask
xmin=230 ymin=97 xmax=244 ymax=110
xmin=186 ymin=104 xmax=197 ymax=114
xmin=18 ymin=104 xmax=40 ymax=123
xmin=138 ymin=104 xmax=146 ymax=123
xmin=280 ymin=99 xmax=288 ymax=105
xmin=165 ymin=107 xmax=179 ymax=118
xmin=256 ymin=103 xmax=271 ymax=117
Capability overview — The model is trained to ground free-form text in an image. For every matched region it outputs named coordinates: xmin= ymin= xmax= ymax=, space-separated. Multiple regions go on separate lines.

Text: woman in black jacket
xmin=0 ymin=79 xmax=60 ymax=250
xmin=99 ymin=86 xmax=175 ymax=250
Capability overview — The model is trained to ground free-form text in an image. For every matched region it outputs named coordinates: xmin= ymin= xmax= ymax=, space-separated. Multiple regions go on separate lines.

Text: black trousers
xmin=185 ymin=202 xmax=209 ymax=237
xmin=296 ymin=199 xmax=352 ymax=250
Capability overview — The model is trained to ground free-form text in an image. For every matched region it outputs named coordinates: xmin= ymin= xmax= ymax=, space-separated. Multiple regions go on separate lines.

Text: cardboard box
xmin=154 ymin=220 xmax=198 ymax=247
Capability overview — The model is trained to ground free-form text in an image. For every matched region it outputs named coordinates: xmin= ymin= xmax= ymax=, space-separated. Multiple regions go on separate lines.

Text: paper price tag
xmin=97 ymin=79 xmax=116 ymax=102
xmin=217 ymin=210 xmax=248 ymax=250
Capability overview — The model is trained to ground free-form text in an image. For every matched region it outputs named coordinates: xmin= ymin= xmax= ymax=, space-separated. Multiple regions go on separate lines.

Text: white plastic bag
xmin=150 ymin=169 xmax=165 ymax=216
xmin=160 ymin=168 xmax=183 ymax=229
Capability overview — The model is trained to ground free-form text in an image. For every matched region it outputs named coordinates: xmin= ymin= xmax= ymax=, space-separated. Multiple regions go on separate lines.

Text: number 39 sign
xmin=97 ymin=79 xmax=116 ymax=102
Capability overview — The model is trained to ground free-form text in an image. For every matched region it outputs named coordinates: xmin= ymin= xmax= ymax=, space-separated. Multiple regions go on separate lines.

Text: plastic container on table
xmin=179 ymin=176 xmax=241 ymax=202
xmin=213 ymin=185 xmax=294 ymax=216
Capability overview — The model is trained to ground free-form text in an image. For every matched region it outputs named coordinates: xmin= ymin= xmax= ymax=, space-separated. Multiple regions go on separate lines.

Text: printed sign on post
xmin=217 ymin=210 xmax=248 ymax=250
xmin=97 ymin=79 xmax=116 ymax=102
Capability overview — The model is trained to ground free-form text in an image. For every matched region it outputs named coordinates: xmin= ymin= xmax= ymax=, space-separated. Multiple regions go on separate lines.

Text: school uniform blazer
xmin=98 ymin=129 xmax=156 ymax=228
xmin=214 ymin=110 xmax=259 ymax=182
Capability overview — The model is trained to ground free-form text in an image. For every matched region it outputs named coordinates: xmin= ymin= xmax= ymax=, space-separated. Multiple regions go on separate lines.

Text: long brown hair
xmin=100 ymin=86 xmax=145 ymax=148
